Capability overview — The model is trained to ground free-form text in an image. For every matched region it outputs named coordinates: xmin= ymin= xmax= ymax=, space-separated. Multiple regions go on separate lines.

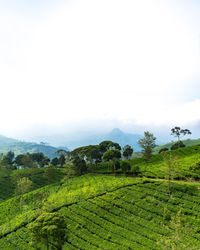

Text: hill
xmin=0 ymin=135 xmax=67 ymax=159
xmin=94 ymin=144 xmax=200 ymax=179
xmin=0 ymin=175 xmax=199 ymax=249
xmin=154 ymin=139 xmax=200 ymax=154
xmin=0 ymin=144 xmax=200 ymax=248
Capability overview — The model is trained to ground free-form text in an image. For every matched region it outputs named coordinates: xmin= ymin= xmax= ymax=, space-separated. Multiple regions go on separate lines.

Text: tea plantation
xmin=0 ymin=174 xmax=199 ymax=249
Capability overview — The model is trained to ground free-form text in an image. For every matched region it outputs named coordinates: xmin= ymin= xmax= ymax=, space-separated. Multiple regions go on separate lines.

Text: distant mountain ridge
xmin=65 ymin=128 xmax=143 ymax=151
xmin=0 ymin=135 xmax=64 ymax=159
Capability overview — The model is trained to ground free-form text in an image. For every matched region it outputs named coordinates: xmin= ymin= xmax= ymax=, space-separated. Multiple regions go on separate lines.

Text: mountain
xmin=106 ymin=128 xmax=142 ymax=150
xmin=0 ymin=135 xmax=65 ymax=159
xmin=64 ymin=128 xmax=142 ymax=150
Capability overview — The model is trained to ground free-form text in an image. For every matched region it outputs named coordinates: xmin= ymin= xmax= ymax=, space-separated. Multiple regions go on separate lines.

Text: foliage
xmin=99 ymin=141 xmax=121 ymax=156
xmin=120 ymin=161 xmax=131 ymax=175
xmin=44 ymin=166 xmax=57 ymax=181
xmin=157 ymin=210 xmax=199 ymax=249
xmin=138 ymin=131 xmax=156 ymax=162
xmin=171 ymin=126 xmax=192 ymax=143
xmin=0 ymin=176 xmax=200 ymax=249
xmin=103 ymin=149 xmax=121 ymax=175
xmin=102 ymin=149 xmax=121 ymax=162
xmin=171 ymin=140 xmax=185 ymax=150
xmin=58 ymin=154 xmax=65 ymax=167
xmin=161 ymin=153 xmax=182 ymax=196
xmin=159 ymin=147 xmax=169 ymax=154
xmin=28 ymin=212 xmax=67 ymax=250
xmin=15 ymin=177 xmax=33 ymax=195
xmin=51 ymin=157 xmax=59 ymax=166
xmin=72 ymin=156 xmax=87 ymax=175
xmin=122 ymin=145 xmax=133 ymax=159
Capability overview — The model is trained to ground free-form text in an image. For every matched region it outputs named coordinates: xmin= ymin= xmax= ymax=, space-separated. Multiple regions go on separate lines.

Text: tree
xmin=30 ymin=152 xmax=45 ymax=164
xmin=157 ymin=210 xmax=198 ymax=249
xmin=15 ymin=177 xmax=33 ymax=195
xmin=103 ymin=149 xmax=121 ymax=175
xmin=81 ymin=145 xmax=101 ymax=172
xmin=122 ymin=145 xmax=133 ymax=159
xmin=99 ymin=141 xmax=121 ymax=157
xmin=58 ymin=154 xmax=65 ymax=167
xmin=158 ymin=147 xmax=169 ymax=154
xmin=171 ymin=141 xmax=185 ymax=150
xmin=19 ymin=154 xmax=37 ymax=168
xmin=51 ymin=157 xmax=59 ymax=166
xmin=138 ymin=131 xmax=156 ymax=162
xmin=171 ymin=126 xmax=191 ymax=143
xmin=40 ymin=157 xmax=50 ymax=167
xmin=15 ymin=177 xmax=33 ymax=210
xmin=15 ymin=154 xmax=25 ymax=166
xmin=44 ymin=165 xmax=57 ymax=181
xmin=72 ymin=156 xmax=87 ymax=175
xmin=161 ymin=153 xmax=182 ymax=196
xmin=28 ymin=212 xmax=67 ymax=250
xmin=120 ymin=161 xmax=131 ymax=176
xmin=5 ymin=151 xmax=15 ymax=165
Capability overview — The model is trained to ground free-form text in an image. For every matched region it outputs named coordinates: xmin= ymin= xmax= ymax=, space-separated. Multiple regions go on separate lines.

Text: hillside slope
xmin=0 ymin=175 xmax=199 ymax=249
xmin=0 ymin=135 xmax=67 ymax=158
xmin=154 ymin=139 xmax=200 ymax=154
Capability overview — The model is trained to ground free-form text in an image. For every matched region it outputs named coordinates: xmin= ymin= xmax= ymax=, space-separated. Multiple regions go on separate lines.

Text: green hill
xmin=0 ymin=144 xmax=200 ymax=249
xmin=0 ymin=175 xmax=199 ymax=249
xmin=94 ymin=144 xmax=200 ymax=179
xmin=154 ymin=139 xmax=200 ymax=154
xmin=0 ymin=135 xmax=68 ymax=159
xmin=0 ymin=168 xmax=65 ymax=203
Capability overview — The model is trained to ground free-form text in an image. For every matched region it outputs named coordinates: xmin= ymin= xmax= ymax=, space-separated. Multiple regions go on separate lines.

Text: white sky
xmin=0 ymin=0 xmax=200 ymax=139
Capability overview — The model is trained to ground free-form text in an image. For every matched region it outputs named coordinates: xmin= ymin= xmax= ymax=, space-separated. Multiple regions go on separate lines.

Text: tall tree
xmin=122 ymin=145 xmax=133 ymax=159
xmin=99 ymin=141 xmax=121 ymax=157
xmin=171 ymin=126 xmax=191 ymax=143
xmin=138 ymin=131 xmax=156 ymax=162
xmin=161 ymin=153 xmax=181 ymax=196
xmin=103 ymin=149 xmax=121 ymax=175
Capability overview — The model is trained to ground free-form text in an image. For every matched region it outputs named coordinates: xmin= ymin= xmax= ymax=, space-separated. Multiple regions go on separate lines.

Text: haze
xmin=0 ymin=0 xmax=200 ymax=143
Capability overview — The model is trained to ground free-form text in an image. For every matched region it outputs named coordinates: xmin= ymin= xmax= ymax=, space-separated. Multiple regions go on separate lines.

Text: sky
xmin=0 ymin=0 xmax=200 ymax=142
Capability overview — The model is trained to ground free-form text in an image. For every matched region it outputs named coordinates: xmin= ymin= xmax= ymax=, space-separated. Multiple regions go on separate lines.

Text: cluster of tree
xmin=0 ymin=151 xmax=52 ymax=171
xmin=0 ymin=150 xmax=70 ymax=172
xmin=63 ymin=141 xmax=134 ymax=176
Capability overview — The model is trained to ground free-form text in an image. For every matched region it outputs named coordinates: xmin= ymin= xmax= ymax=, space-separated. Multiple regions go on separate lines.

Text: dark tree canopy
xmin=51 ymin=157 xmax=59 ymax=166
xmin=102 ymin=149 xmax=121 ymax=162
xmin=171 ymin=141 xmax=185 ymax=150
xmin=120 ymin=161 xmax=131 ymax=175
xmin=72 ymin=156 xmax=87 ymax=175
xmin=122 ymin=145 xmax=133 ymax=159
xmin=99 ymin=141 xmax=121 ymax=156
xmin=28 ymin=212 xmax=67 ymax=250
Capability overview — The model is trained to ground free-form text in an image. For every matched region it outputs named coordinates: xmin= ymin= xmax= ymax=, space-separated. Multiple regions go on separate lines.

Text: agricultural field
xmin=0 ymin=174 xmax=199 ymax=249
xmin=95 ymin=144 xmax=200 ymax=179
xmin=0 ymin=168 xmax=65 ymax=203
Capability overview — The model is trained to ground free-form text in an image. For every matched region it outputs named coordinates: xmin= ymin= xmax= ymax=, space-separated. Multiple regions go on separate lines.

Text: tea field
xmin=0 ymin=174 xmax=199 ymax=249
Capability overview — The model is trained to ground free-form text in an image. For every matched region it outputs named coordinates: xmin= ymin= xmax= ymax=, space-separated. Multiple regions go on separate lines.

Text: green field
xmin=0 ymin=174 xmax=199 ymax=249
xmin=0 ymin=144 xmax=200 ymax=249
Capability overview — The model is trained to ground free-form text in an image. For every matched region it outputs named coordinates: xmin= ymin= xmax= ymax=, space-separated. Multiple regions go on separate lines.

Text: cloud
xmin=0 ymin=0 xmax=199 ymax=137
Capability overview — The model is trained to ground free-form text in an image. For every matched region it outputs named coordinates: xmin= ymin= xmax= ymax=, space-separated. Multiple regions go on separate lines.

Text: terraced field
xmin=95 ymin=144 xmax=200 ymax=179
xmin=0 ymin=175 xmax=199 ymax=249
